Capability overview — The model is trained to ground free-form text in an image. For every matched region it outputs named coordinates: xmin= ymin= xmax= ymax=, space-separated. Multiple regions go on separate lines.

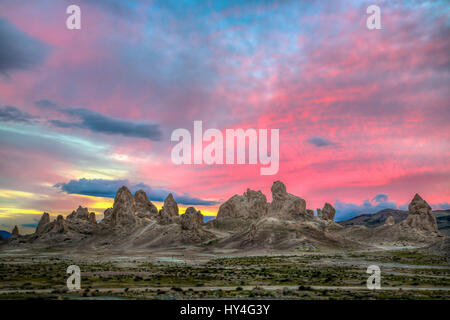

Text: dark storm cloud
xmin=306 ymin=136 xmax=336 ymax=147
xmin=334 ymin=193 xmax=398 ymax=221
xmin=50 ymin=107 xmax=163 ymax=141
xmin=0 ymin=18 xmax=49 ymax=74
xmin=438 ymin=202 xmax=450 ymax=210
xmin=372 ymin=194 xmax=388 ymax=203
xmin=55 ymin=178 xmax=219 ymax=206
xmin=35 ymin=99 xmax=60 ymax=110
xmin=0 ymin=105 xmax=38 ymax=123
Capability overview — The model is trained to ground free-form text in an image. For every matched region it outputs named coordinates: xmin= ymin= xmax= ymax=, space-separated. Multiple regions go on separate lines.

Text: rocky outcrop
xmin=67 ymin=206 xmax=89 ymax=221
xmin=318 ymin=203 xmax=336 ymax=221
xmin=161 ymin=193 xmax=178 ymax=216
xmin=88 ymin=212 xmax=97 ymax=224
xmin=217 ymin=189 xmax=268 ymax=220
xmin=101 ymin=186 xmax=136 ymax=227
xmin=385 ymin=216 xmax=395 ymax=226
xmin=218 ymin=216 xmax=358 ymax=251
xmin=158 ymin=193 xmax=179 ymax=224
xmin=181 ymin=207 xmax=203 ymax=230
xmin=268 ymin=181 xmax=307 ymax=220
xmin=339 ymin=194 xmax=441 ymax=246
xmin=52 ymin=215 xmax=68 ymax=233
xmin=36 ymin=212 xmax=50 ymax=234
xmin=61 ymin=206 xmax=98 ymax=234
xmin=9 ymin=182 xmax=443 ymax=251
xmin=401 ymin=194 xmax=438 ymax=232
xmin=134 ymin=190 xmax=158 ymax=219
xmin=12 ymin=225 xmax=19 ymax=237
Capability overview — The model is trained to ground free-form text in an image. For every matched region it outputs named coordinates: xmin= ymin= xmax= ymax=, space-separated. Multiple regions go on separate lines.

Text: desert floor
xmin=0 ymin=246 xmax=449 ymax=299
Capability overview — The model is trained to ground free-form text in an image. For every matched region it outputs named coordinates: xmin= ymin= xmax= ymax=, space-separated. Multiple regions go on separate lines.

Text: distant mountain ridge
xmin=338 ymin=208 xmax=450 ymax=235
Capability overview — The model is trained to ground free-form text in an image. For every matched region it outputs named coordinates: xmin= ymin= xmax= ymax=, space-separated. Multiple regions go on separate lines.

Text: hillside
xmin=338 ymin=208 xmax=450 ymax=235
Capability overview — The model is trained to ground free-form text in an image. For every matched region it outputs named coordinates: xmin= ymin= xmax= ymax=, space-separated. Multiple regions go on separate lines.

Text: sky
xmin=0 ymin=0 xmax=449 ymax=234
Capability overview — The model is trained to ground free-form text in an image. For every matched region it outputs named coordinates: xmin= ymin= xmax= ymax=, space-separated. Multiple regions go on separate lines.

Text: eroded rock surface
xmin=101 ymin=186 xmax=136 ymax=227
xmin=12 ymin=225 xmax=19 ymax=237
xmin=158 ymin=193 xmax=179 ymax=224
xmin=135 ymin=190 xmax=158 ymax=219
xmin=402 ymin=194 xmax=438 ymax=232
xmin=268 ymin=181 xmax=307 ymax=220
xmin=36 ymin=212 xmax=50 ymax=234
xmin=217 ymin=189 xmax=268 ymax=220
xmin=318 ymin=203 xmax=336 ymax=221
xmin=181 ymin=207 xmax=204 ymax=230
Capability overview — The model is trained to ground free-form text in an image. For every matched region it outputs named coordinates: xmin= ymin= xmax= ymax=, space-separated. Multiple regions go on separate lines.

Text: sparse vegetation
xmin=0 ymin=247 xmax=448 ymax=300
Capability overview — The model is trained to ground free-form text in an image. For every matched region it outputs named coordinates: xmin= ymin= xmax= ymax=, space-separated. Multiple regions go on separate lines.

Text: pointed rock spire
xmin=161 ymin=193 xmax=179 ymax=217
xmin=181 ymin=207 xmax=203 ymax=230
xmin=52 ymin=215 xmax=68 ymax=233
xmin=36 ymin=212 xmax=50 ymax=234
xmin=111 ymin=186 xmax=136 ymax=226
xmin=158 ymin=193 xmax=179 ymax=224
xmin=268 ymin=181 xmax=307 ymax=219
xmin=134 ymin=189 xmax=158 ymax=218
xmin=12 ymin=225 xmax=19 ymax=237
xmin=408 ymin=193 xmax=431 ymax=215
xmin=318 ymin=203 xmax=336 ymax=221
xmin=88 ymin=212 xmax=97 ymax=224
xmin=403 ymin=194 xmax=438 ymax=232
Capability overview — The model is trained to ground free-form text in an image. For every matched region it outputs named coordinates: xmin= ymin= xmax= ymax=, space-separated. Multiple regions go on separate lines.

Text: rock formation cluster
xmin=6 ymin=182 xmax=443 ymax=250
xmin=402 ymin=194 xmax=438 ymax=232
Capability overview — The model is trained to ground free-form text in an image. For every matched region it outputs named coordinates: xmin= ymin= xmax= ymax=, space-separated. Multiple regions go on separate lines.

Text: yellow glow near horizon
xmin=0 ymin=192 xmax=218 ymax=219
xmin=73 ymin=194 xmax=114 ymax=210
xmin=0 ymin=208 xmax=45 ymax=217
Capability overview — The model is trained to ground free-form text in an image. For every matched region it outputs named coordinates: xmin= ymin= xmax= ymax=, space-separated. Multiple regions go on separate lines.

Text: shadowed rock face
xmin=88 ymin=212 xmax=97 ymax=224
xmin=135 ymin=190 xmax=158 ymax=219
xmin=69 ymin=206 xmax=85 ymax=220
xmin=161 ymin=193 xmax=178 ymax=216
xmin=158 ymin=193 xmax=179 ymax=224
xmin=402 ymin=194 xmax=438 ymax=232
xmin=52 ymin=215 xmax=67 ymax=233
xmin=12 ymin=225 xmax=19 ymax=237
xmin=67 ymin=206 xmax=90 ymax=221
xmin=181 ymin=207 xmax=203 ymax=230
xmin=36 ymin=212 xmax=50 ymax=234
xmin=268 ymin=181 xmax=307 ymax=220
xmin=105 ymin=186 xmax=137 ymax=226
xmin=217 ymin=189 xmax=268 ymax=220
xmin=409 ymin=194 xmax=432 ymax=215
xmin=65 ymin=206 xmax=97 ymax=228
xmin=318 ymin=203 xmax=336 ymax=221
